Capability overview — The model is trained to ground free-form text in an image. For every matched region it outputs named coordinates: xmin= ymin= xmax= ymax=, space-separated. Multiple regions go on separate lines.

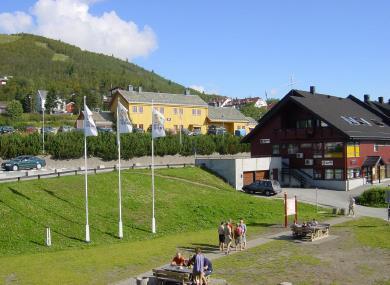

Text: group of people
xmin=170 ymin=248 xmax=212 ymax=285
xmin=300 ymin=218 xmax=319 ymax=228
xmin=218 ymin=219 xmax=247 ymax=254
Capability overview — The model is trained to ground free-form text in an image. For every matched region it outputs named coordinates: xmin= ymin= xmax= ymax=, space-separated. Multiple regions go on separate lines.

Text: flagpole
xmin=84 ymin=96 xmax=90 ymax=242
xmin=117 ymin=104 xmax=123 ymax=239
xmin=151 ymin=100 xmax=156 ymax=233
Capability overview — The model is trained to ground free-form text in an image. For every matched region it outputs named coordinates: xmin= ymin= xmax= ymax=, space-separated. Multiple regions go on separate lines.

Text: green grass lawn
xmin=0 ymin=167 xmax=330 ymax=284
xmin=213 ymin=217 xmax=390 ymax=285
xmin=52 ymin=53 xmax=69 ymax=61
xmin=0 ymin=34 xmax=20 ymax=44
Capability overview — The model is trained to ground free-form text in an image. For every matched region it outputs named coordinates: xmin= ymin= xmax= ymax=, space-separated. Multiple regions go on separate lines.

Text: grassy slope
xmin=0 ymin=33 xmax=221 ymax=102
xmin=0 ymin=167 xmax=328 ymax=284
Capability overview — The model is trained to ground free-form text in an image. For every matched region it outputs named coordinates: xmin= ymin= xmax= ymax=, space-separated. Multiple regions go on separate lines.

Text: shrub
xmin=6 ymin=100 xmax=23 ymax=120
xmin=356 ymin=187 xmax=390 ymax=207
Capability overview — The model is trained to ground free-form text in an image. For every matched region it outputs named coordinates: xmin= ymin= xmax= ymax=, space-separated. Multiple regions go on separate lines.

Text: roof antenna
xmin=264 ymin=90 xmax=268 ymax=101
xmin=288 ymin=74 xmax=297 ymax=90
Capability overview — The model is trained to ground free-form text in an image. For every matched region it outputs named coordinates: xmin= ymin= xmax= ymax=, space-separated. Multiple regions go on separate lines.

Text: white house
xmin=36 ymin=90 xmax=47 ymax=113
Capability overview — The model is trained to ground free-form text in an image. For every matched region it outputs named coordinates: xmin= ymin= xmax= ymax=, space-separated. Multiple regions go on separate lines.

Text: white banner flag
xmin=83 ymin=104 xmax=98 ymax=137
xmin=117 ymin=102 xmax=132 ymax=134
xmin=152 ymin=108 xmax=165 ymax=138
xmin=286 ymin=197 xmax=296 ymax=216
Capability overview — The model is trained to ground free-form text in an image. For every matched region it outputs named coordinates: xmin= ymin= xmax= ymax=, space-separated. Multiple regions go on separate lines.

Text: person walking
xmin=218 ymin=222 xmax=225 ymax=251
xmin=224 ymin=221 xmax=233 ymax=255
xmin=234 ymin=223 xmax=243 ymax=251
xmin=348 ymin=196 xmax=356 ymax=217
xmin=240 ymin=219 xmax=247 ymax=249
xmin=192 ymin=248 xmax=205 ymax=285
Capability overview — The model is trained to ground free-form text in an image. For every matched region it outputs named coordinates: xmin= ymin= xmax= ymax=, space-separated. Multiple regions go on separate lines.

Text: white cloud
xmin=0 ymin=12 xmax=33 ymax=34
xmin=0 ymin=0 xmax=157 ymax=61
xmin=189 ymin=85 xmax=205 ymax=93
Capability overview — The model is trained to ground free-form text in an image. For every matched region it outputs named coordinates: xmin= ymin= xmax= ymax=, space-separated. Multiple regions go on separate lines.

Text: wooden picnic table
xmin=291 ymin=223 xmax=330 ymax=241
xmin=152 ymin=265 xmax=193 ymax=285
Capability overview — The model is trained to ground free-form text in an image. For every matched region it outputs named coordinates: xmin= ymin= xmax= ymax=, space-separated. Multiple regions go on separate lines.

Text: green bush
xmin=0 ymin=132 xmax=250 ymax=160
xmin=356 ymin=187 xmax=390 ymax=207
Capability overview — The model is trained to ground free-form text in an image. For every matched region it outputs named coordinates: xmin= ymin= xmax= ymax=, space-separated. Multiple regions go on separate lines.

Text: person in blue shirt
xmin=204 ymin=257 xmax=213 ymax=277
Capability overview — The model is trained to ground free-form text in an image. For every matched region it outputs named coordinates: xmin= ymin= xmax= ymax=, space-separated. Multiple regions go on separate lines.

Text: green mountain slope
xmin=0 ymin=33 xmax=220 ymax=107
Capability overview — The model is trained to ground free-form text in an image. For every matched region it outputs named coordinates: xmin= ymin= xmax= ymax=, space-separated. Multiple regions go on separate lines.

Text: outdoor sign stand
xmin=45 ymin=227 xmax=51 ymax=247
xmin=284 ymin=192 xmax=298 ymax=228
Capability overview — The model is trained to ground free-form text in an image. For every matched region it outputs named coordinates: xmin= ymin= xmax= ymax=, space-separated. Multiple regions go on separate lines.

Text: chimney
xmin=309 ymin=86 xmax=316 ymax=94
xmin=138 ymin=86 xmax=143 ymax=93
xmin=364 ymin=94 xmax=370 ymax=103
xmin=128 ymin=85 xmax=133 ymax=91
xmin=378 ymin=96 xmax=384 ymax=104
xmin=184 ymin=88 xmax=191 ymax=95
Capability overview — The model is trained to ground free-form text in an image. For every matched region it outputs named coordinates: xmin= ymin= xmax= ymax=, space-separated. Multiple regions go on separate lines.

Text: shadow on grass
xmin=30 ymin=240 xmax=45 ymax=247
xmin=178 ymin=243 xmax=220 ymax=254
xmin=8 ymin=187 xmax=31 ymax=200
xmin=247 ymin=222 xmax=275 ymax=227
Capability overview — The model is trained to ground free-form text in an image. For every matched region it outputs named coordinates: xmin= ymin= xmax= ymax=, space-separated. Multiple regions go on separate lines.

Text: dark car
xmin=207 ymin=125 xmax=227 ymax=135
xmin=132 ymin=127 xmax=145 ymax=133
xmin=0 ymin=126 xmax=15 ymax=134
xmin=58 ymin=125 xmax=74 ymax=132
xmin=41 ymin=127 xmax=57 ymax=134
xmin=97 ymin=127 xmax=114 ymax=133
xmin=1 ymin=155 xmax=46 ymax=171
xmin=242 ymin=179 xmax=281 ymax=196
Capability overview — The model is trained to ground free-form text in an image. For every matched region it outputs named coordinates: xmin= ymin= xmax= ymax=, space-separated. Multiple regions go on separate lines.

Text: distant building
xmin=36 ymin=89 xmax=74 ymax=114
xmin=209 ymin=97 xmax=268 ymax=109
xmin=207 ymin=106 xmax=255 ymax=135
xmin=242 ymin=86 xmax=390 ymax=191
xmin=0 ymin=76 xmax=11 ymax=86
xmin=75 ymin=111 xmax=114 ymax=129
xmin=36 ymin=90 xmax=47 ymax=113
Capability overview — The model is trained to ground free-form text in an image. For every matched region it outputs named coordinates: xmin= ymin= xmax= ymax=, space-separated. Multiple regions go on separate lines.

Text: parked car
xmin=235 ymin=129 xmax=247 ymax=137
xmin=132 ymin=127 xmax=145 ymax=133
xmin=1 ymin=156 xmax=46 ymax=171
xmin=242 ymin=179 xmax=281 ymax=196
xmin=0 ymin=126 xmax=15 ymax=134
xmin=58 ymin=125 xmax=74 ymax=132
xmin=207 ymin=125 xmax=227 ymax=135
xmin=24 ymin=126 xmax=38 ymax=134
xmin=97 ymin=127 xmax=113 ymax=133
xmin=41 ymin=127 xmax=57 ymax=134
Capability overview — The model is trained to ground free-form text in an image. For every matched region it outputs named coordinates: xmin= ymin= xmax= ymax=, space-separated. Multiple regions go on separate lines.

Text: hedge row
xmin=356 ymin=187 xmax=390 ymax=208
xmin=0 ymin=132 xmax=250 ymax=160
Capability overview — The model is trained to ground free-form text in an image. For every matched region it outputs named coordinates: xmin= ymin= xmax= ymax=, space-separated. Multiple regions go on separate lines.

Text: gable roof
xmin=347 ymin=95 xmax=390 ymax=122
xmin=207 ymin=106 xmax=249 ymax=122
xmin=242 ymin=89 xmax=390 ymax=142
xmin=245 ymin=116 xmax=258 ymax=125
xmin=116 ymin=89 xmax=208 ymax=107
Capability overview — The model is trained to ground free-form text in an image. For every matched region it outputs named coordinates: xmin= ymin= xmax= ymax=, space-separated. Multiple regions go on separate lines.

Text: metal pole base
xmin=118 ymin=221 xmax=123 ymax=239
xmin=85 ymin=224 xmax=90 ymax=243
xmin=152 ymin=217 xmax=156 ymax=234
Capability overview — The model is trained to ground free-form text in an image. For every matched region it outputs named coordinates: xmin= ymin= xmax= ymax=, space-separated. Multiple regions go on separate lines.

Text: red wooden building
xmin=242 ymin=87 xmax=390 ymax=191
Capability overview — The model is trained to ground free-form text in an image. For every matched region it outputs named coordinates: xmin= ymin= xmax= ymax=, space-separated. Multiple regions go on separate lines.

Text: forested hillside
xmin=0 ymin=33 xmax=220 ymax=110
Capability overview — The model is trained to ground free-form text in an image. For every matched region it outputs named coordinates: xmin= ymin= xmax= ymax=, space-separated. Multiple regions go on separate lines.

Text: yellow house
xmin=111 ymin=89 xmax=209 ymax=134
xmin=207 ymin=106 xmax=256 ymax=135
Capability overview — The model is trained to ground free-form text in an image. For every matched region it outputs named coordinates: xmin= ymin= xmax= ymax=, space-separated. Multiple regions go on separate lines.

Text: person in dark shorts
xmin=218 ymin=222 xmax=225 ymax=251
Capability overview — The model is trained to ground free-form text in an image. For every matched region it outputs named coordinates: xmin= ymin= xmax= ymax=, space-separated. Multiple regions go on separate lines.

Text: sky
xmin=0 ymin=0 xmax=389 ymax=101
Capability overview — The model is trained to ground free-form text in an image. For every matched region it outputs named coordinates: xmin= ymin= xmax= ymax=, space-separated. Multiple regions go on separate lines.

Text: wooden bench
xmin=152 ymin=268 xmax=192 ymax=285
xmin=291 ymin=223 xmax=330 ymax=241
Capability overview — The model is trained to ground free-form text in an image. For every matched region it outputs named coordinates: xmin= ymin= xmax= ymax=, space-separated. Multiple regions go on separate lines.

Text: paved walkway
xmin=114 ymin=216 xmax=352 ymax=285
xmin=274 ymin=181 xmax=390 ymax=220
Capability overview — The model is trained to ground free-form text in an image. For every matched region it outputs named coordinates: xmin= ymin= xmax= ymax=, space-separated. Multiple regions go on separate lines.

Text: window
xmin=300 ymin=143 xmax=312 ymax=149
xmin=334 ymin=169 xmax=343 ymax=180
xmin=296 ymin=119 xmax=312 ymax=129
xmin=138 ymin=124 xmax=143 ymax=130
xmin=272 ymin=144 xmax=280 ymax=155
xmin=348 ymin=168 xmax=360 ymax=179
xmin=132 ymin=106 xmax=137 ymax=113
xmin=173 ymin=108 xmax=178 ymax=115
xmin=197 ymin=109 xmax=201 ymax=116
xmin=179 ymin=108 xmax=183 ymax=115
xmin=347 ymin=142 xmax=360 ymax=158
xmin=173 ymin=125 xmax=178 ymax=130
xmin=374 ymin=144 xmax=379 ymax=152
xmin=192 ymin=109 xmax=196 ymax=116
xmin=287 ymin=144 xmax=299 ymax=154
xmin=371 ymin=119 xmax=384 ymax=127
xmin=159 ymin=107 xmax=164 ymax=114
xmin=139 ymin=106 xmax=143 ymax=113
xmin=325 ymin=169 xmax=334 ymax=180
xmin=324 ymin=142 xmax=343 ymax=158
xmin=313 ymin=143 xmax=323 ymax=158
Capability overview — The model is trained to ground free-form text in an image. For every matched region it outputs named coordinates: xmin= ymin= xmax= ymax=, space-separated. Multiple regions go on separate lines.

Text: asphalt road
xmin=273 ymin=181 xmax=390 ymax=220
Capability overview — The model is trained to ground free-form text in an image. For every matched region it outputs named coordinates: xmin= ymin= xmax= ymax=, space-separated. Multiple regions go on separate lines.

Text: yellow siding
xmin=111 ymin=94 xmax=208 ymax=134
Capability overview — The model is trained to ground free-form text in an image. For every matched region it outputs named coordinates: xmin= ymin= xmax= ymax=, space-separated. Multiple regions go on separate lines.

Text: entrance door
xmin=272 ymin=168 xmax=278 ymax=181
xmin=243 ymin=171 xmax=255 ymax=186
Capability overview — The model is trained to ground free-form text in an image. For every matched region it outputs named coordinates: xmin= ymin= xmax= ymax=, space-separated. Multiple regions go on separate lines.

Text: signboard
xmin=322 ymin=160 xmax=333 ymax=166
xmin=286 ymin=198 xmax=296 ymax=216
xmin=259 ymin=139 xmax=270 ymax=144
